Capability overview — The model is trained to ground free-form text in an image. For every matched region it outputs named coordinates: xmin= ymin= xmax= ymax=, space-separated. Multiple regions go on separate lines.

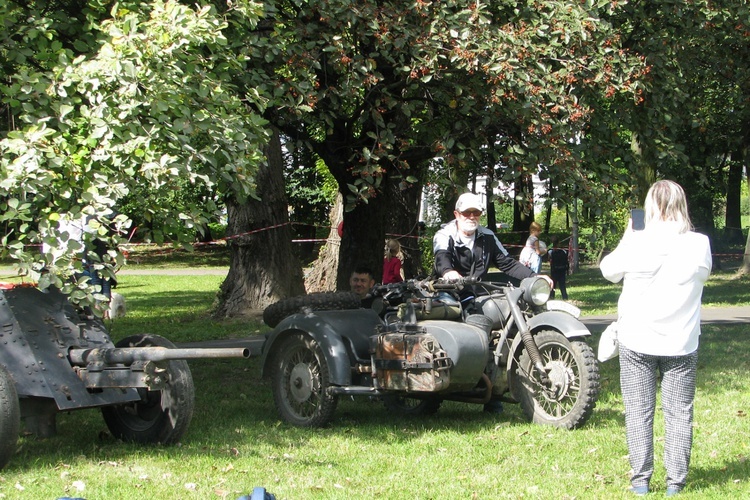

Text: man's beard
xmin=457 ymin=218 xmax=478 ymax=235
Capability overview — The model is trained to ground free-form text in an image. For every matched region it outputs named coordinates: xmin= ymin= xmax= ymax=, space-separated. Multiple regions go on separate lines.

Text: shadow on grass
xmin=11 ymin=322 xmax=749 ymax=475
xmin=125 ymin=244 xmax=230 ymax=268
xmin=689 ymin=458 xmax=750 ymax=493
xmin=13 ymin=307 xmax=743 ymax=471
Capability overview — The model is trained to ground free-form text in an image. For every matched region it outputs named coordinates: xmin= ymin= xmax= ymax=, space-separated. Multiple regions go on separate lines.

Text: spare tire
xmin=263 ymin=291 xmax=362 ymax=328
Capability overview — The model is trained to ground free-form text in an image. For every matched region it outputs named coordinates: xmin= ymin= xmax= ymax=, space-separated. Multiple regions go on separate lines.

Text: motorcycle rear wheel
xmin=270 ymin=333 xmax=338 ymax=427
xmin=512 ymin=330 xmax=600 ymax=429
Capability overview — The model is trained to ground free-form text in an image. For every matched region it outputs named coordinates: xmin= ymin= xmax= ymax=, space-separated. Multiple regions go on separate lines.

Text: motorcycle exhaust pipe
xmin=443 ymin=373 xmax=493 ymax=405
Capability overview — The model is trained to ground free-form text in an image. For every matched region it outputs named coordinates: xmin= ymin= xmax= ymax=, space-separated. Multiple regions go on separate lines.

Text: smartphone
xmin=631 ymin=208 xmax=645 ymax=231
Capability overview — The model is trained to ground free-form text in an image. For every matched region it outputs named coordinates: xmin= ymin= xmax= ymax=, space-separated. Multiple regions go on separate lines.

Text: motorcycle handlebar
xmin=373 ymin=277 xmax=490 ymax=296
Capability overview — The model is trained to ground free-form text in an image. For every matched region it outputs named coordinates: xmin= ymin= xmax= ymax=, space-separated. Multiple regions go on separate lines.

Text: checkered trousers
xmin=619 ymin=345 xmax=698 ymax=491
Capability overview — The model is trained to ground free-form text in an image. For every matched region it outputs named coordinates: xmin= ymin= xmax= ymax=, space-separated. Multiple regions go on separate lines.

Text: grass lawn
xmin=0 ymin=258 xmax=748 ymax=498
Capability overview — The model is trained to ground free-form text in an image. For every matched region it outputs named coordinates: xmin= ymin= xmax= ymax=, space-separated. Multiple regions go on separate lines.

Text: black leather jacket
xmin=433 ymin=220 xmax=535 ymax=282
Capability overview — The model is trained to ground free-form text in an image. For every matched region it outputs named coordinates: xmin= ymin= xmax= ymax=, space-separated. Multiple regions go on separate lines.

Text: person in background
xmin=547 ymin=235 xmax=569 ymax=300
xmin=600 ymin=180 xmax=712 ymax=497
xmin=349 ymin=266 xmax=376 ymax=307
xmin=383 ymin=239 xmax=404 ymax=284
xmin=46 ymin=213 xmax=115 ymax=318
xmin=519 ymin=221 xmax=546 ymax=273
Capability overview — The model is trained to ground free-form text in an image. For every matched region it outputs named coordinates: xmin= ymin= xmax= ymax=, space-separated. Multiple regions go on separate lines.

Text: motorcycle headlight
xmin=521 ymin=277 xmax=551 ymax=306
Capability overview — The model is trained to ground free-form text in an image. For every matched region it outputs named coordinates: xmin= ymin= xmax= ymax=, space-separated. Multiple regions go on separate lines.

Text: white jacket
xmin=599 ymin=221 xmax=712 ymax=356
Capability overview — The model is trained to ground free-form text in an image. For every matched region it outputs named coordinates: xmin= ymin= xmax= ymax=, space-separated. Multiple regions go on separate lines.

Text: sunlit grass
xmin=4 ymin=323 xmax=749 ymax=498
xmin=1 ymin=256 xmax=749 ymax=498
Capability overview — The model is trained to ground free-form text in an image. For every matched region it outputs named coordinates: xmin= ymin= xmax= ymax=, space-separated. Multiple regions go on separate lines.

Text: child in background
xmin=383 ymin=239 xmax=404 ymax=284
xmin=519 ymin=221 xmax=546 ymax=273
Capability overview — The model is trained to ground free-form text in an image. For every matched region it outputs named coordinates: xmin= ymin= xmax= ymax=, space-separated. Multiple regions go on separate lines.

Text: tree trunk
xmin=384 ymin=177 xmax=423 ymax=280
xmin=741 ymin=160 xmax=750 ymax=276
xmin=630 ymin=132 xmax=657 ymax=203
xmin=215 ymin=129 xmax=305 ymax=317
xmin=544 ymin=178 xmax=553 ymax=234
xmin=513 ymin=175 xmax=534 ymax=232
xmin=484 ymin=166 xmax=496 ymax=233
xmin=336 ymin=190 xmax=390 ymax=289
xmin=570 ymin=199 xmax=580 ymax=273
xmin=725 ymin=159 xmax=744 ymax=245
xmin=304 ymin=193 xmax=343 ymax=292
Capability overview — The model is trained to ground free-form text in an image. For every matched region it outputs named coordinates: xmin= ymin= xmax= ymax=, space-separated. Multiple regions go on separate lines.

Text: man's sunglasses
xmin=460 ymin=210 xmax=482 ymax=217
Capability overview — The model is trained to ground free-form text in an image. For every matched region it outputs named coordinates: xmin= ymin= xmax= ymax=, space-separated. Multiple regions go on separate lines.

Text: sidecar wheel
xmin=512 ymin=330 xmax=600 ymax=429
xmin=270 ymin=333 xmax=337 ymax=427
xmin=263 ymin=292 xmax=362 ymax=328
xmin=383 ymin=394 xmax=442 ymax=416
xmin=102 ymin=334 xmax=195 ymax=444
xmin=0 ymin=364 xmax=20 ymax=470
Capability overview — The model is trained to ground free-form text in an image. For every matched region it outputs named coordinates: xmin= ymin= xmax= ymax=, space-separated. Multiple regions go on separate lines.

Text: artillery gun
xmin=0 ymin=283 xmax=250 ymax=469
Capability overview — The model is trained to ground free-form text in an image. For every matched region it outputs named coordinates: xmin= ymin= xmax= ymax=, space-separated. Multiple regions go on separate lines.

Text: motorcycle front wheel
xmin=511 ymin=330 xmax=600 ymax=429
xmin=270 ymin=333 xmax=338 ymax=427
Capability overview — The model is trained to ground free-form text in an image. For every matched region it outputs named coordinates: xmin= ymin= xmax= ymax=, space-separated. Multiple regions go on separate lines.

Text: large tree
xmin=601 ymin=0 xmax=750 ymax=234
xmin=228 ymin=0 xmax=643 ymax=292
xmin=18 ymin=0 xmax=745 ymax=317
xmin=215 ymin=128 xmax=305 ymax=317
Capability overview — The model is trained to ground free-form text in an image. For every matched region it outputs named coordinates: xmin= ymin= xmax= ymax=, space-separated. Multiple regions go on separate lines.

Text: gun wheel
xmin=101 ymin=334 xmax=195 ymax=444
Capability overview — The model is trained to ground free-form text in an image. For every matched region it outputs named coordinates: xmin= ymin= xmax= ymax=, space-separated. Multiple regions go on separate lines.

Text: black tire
xmin=0 ymin=365 xmax=19 ymax=470
xmin=270 ymin=333 xmax=337 ymax=427
xmin=383 ymin=394 xmax=442 ymax=416
xmin=101 ymin=334 xmax=195 ymax=444
xmin=511 ymin=330 xmax=600 ymax=429
xmin=263 ymin=292 xmax=362 ymax=328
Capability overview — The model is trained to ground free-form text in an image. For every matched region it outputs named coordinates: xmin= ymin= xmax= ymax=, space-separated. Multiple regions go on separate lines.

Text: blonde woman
xmin=600 ymin=180 xmax=712 ymax=496
xmin=383 ymin=238 xmax=404 ymax=284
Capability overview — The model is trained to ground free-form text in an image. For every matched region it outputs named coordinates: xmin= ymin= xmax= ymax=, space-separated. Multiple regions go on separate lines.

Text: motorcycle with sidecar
xmin=260 ymin=276 xmax=600 ymax=429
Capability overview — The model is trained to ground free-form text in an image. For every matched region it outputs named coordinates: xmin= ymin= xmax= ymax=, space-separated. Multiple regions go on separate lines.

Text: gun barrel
xmin=69 ymin=346 xmax=251 ymax=366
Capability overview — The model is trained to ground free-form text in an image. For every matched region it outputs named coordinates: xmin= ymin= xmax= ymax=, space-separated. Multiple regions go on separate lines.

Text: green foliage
xmin=493 ymin=199 xmax=515 ymax=228
xmin=247 ymin=0 xmax=644 ymax=211
xmin=597 ymin=1 xmax=750 ymax=229
xmin=0 ymin=1 xmax=269 ymax=308
xmin=546 ymin=207 xmax=569 ymax=234
xmin=3 ymin=0 xmax=747 ymax=310
xmin=118 ymin=177 xmax=225 ymax=243
xmin=417 ymin=227 xmax=436 ymax=278
xmin=284 ymin=153 xmax=337 ymax=227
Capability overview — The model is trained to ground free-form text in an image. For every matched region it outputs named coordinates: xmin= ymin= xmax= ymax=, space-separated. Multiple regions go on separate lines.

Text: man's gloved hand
xmin=442 ymin=270 xmax=462 ymax=280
